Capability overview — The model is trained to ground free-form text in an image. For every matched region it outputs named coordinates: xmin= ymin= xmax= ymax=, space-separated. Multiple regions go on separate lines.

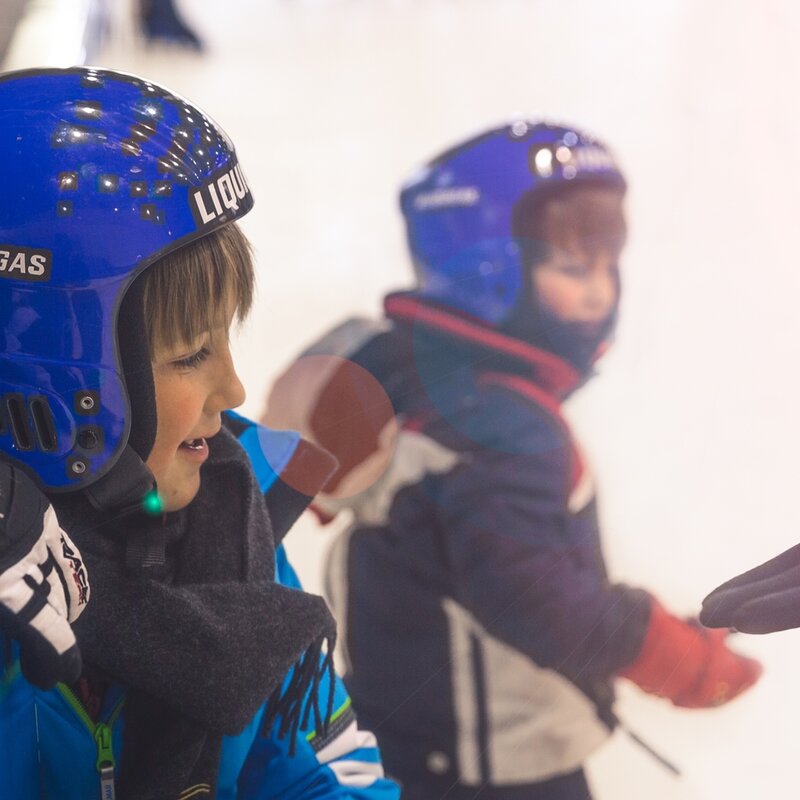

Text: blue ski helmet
xmin=0 ymin=67 xmax=253 ymax=495
xmin=400 ymin=121 xmax=626 ymax=325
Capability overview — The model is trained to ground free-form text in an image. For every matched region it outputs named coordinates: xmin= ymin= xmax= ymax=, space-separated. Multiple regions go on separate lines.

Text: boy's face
xmin=147 ymin=306 xmax=245 ymax=511
xmin=530 ymin=187 xmax=626 ymax=330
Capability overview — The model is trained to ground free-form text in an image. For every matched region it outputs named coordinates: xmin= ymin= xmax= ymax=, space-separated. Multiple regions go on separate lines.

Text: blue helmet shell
xmin=0 ymin=67 xmax=254 ymax=493
xmin=400 ymin=120 xmax=626 ymax=325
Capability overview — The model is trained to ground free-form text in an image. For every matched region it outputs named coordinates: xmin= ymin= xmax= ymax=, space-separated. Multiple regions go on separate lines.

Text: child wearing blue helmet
xmin=0 ymin=67 xmax=398 ymax=800
xmin=264 ymin=122 xmax=762 ymax=799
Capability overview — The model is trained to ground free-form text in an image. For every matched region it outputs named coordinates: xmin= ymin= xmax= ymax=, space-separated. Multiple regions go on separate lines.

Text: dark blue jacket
xmin=278 ymin=295 xmax=652 ymax=789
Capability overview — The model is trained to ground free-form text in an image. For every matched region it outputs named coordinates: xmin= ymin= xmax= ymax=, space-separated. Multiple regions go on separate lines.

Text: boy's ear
xmin=117 ymin=273 xmax=157 ymax=462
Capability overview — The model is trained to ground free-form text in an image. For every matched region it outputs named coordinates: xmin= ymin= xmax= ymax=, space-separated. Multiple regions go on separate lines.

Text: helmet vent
xmin=29 ymin=397 xmax=57 ymax=452
xmin=2 ymin=394 xmax=58 ymax=452
xmin=5 ymin=393 xmax=34 ymax=451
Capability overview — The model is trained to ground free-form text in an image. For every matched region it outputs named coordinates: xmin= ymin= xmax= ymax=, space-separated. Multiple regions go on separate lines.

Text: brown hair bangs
xmin=142 ymin=222 xmax=254 ymax=354
xmin=513 ymin=183 xmax=627 ymax=259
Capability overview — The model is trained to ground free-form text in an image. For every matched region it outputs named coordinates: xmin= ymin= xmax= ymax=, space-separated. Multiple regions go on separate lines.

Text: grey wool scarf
xmin=54 ymin=428 xmax=336 ymax=800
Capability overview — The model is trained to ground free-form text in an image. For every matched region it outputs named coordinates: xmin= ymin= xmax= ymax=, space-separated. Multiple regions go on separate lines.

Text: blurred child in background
xmin=265 ymin=121 xmax=761 ymax=799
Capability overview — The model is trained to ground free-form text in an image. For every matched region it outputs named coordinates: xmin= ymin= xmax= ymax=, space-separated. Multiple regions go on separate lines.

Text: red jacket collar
xmin=384 ymin=294 xmax=582 ymax=399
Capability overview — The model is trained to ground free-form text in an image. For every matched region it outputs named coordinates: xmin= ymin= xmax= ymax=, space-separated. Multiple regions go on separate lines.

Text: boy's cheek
xmin=534 ymin=273 xmax=580 ymax=319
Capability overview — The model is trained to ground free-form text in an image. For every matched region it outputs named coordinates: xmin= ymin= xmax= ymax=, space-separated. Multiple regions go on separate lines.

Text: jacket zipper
xmin=56 ymin=683 xmax=125 ymax=800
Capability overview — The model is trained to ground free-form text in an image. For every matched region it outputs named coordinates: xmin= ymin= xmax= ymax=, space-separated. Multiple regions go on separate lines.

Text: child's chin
xmin=158 ymin=475 xmax=202 ymax=512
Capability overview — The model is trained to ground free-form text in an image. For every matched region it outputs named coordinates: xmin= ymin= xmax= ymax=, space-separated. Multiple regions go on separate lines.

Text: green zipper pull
xmin=94 ymin=722 xmax=116 ymax=800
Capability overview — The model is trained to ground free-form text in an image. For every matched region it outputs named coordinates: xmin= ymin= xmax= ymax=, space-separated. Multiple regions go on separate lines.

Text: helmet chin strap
xmin=83 ymin=446 xmax=168 ymax=572
xmin=83 ymin=445 xmax=155 ymax=513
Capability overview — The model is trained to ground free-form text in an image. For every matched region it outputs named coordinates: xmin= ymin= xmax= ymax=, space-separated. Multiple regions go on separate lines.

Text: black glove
xmin=700 ymin=543 xmax=800 ymax=634
xmin=0 ymin=461 xmax=90 ymax=688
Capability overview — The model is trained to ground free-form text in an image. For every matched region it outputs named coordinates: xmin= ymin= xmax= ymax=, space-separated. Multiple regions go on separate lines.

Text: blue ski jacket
xmin=0 ymin=415 xmax=399 ymax=800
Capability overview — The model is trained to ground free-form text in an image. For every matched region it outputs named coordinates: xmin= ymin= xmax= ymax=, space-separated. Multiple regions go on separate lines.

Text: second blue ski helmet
xmin=0 ymin=67 xmax=253 ymax=495
xmin=399 ymin=121 xmax=626 ymax=326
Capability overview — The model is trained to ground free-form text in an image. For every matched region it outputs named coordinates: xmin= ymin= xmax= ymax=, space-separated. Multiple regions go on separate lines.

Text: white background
xmin=18 ymin=1 xmax=800 ymax=796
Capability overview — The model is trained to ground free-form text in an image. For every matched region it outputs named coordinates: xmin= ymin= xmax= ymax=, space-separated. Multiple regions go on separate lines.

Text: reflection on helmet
xmin=399 ymin=121 xmax=626 ymax=327
xmin=0 ymin=67 xmax=253 ymax=493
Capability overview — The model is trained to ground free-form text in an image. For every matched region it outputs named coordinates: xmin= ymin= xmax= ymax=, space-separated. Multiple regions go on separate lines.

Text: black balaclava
xmin=503 ymin=182 xmax=626 ymax=373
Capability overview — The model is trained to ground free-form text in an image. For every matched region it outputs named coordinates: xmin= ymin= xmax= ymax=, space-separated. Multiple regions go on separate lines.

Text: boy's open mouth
xmin=180 ymin=438 xmax=206 ymax=451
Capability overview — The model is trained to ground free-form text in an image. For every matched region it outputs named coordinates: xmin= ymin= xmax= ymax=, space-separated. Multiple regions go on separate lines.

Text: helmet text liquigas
xmin=191 ymin=162 xmax=251 ymax=228
xmin=0 ymin=246 xmax=52 ymax=282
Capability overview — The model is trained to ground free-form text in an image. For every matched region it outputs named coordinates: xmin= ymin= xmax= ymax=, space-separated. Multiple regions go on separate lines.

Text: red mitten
xmin=618 ymin=599 xmax=762 ymax=708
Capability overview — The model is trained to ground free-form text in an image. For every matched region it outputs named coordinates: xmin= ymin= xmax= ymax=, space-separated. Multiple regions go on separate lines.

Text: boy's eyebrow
xmin=153 ymin=315 xmax=236 ymax=359
xmin=152 ymin=334 xmax=210 ymax=361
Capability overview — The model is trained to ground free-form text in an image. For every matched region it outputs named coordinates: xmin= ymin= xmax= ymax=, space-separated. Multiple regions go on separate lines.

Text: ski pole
xmin=619 ymin=722 xmax=682 ymax=776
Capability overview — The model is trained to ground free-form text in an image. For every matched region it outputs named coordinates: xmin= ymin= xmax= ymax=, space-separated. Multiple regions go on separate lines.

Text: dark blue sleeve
xmin=438 ymin=404 xmax=650 ymax=682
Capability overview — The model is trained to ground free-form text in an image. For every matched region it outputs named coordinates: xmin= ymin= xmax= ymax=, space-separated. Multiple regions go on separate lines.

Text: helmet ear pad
xmin=117 ymin=271 xmax=157 ymax=464
xmin=410 ymin=237 xmax=526 ymax=325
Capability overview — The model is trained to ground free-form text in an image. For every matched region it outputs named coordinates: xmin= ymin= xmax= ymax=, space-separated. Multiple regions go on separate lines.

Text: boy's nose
xmin=223 ymin=369 xmax=247 ymax=411
xmin=207 ymin=355 xmax=246 ymax=414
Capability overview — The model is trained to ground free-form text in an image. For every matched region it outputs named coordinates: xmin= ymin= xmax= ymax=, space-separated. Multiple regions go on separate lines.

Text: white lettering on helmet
xmin=218 ymin=174 xmax=238 ymax=212
xmin=207 ymin=183 xmax=223 ymax=216
xmin=8 ymin=252 xmax=26 ymax=274
xmin=231 ymin=165 xmax=247 ymax=200
xmin=193 ymin=192 xmax=216 ymax=224
xmin=0 ymin=246 xmax=52 ymax=282
xmin=28 ymin=254 xmax=47 ymax=276
xmin=191 ymin=161 xmax=253 ymax=229
xmin=413 ymin=186 xmax=480 ymax=211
